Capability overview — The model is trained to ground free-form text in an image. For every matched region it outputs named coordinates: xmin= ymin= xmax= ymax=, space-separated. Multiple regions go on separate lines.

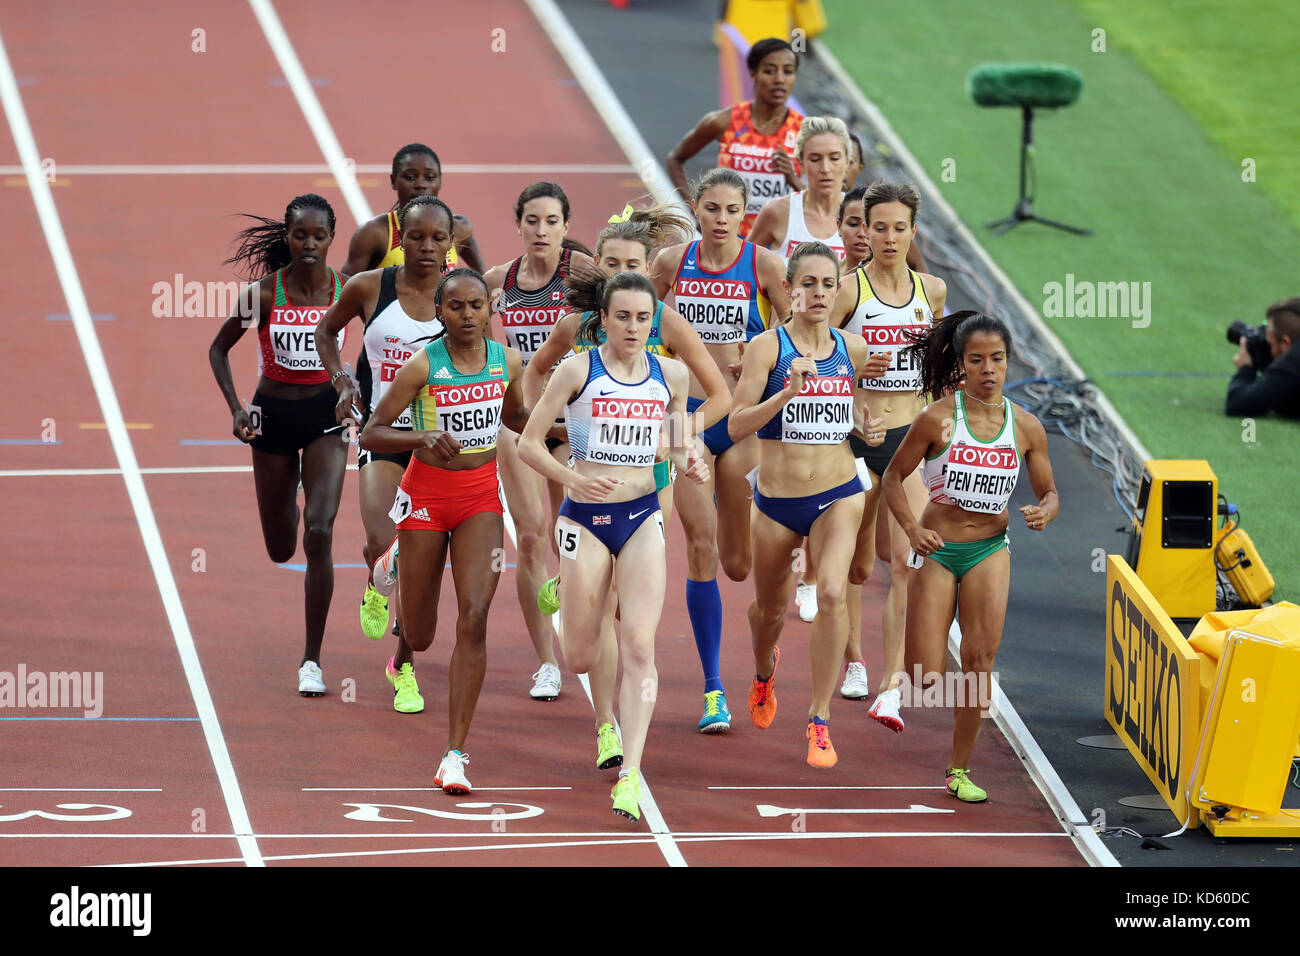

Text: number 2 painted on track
xmin=341 ymin=802 xmax=544 ymax=823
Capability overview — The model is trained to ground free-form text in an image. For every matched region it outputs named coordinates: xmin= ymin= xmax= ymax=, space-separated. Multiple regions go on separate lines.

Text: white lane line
xmin=0 ymin=163 xmax=638 ymax=175
xmin=245 ymin=0 xmax=371 ymax=228
xmin=710 ymin=786 xmax=946 ymax=791
xmin=301 ymin=787 xmax=573 ymax=792
xmin=101 ymin=830 xmax=1070 ymax=868
xmin=947 ymin=621 xmax=1119 ymax=867
xmin=0 ymin=28 xmax=262 ymax=868
xmin=5 ymin=829 xmax=1069 ymax=840
xmin=0 ymin=464 xmax=361 ymax=478
xmin=0 ymin=788 xmax=163 ymax=792
xmin=757 ymin=804 xmax=952 ymax=817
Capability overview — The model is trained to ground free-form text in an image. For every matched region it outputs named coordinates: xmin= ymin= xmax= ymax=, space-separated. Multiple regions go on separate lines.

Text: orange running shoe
xmin=748 ymin=646 xmax=781 ymax=729
xmin=806 ymin=719 xmax=837 ymax=768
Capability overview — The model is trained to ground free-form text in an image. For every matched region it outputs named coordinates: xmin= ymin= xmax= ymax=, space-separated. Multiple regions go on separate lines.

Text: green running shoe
xmin=360 ymin=583 xmax=389 ymax=640
xmin=611 ymin=768 xmax=642 ymax=821
xmin=386 ymin=656 xmax=424 ymax=714
xmin=537 ymin=574 xmax=560 ymax=615
xmin=596 ymin=722 xmax=623 ymax=770
xmin=946 ymin=768 xmax=987 ymax=803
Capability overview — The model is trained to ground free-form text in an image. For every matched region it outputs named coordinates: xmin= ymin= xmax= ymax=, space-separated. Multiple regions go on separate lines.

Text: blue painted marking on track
xmin=0 ymin=439 xmax=61 ymax=445
xmin=179 ymin=439 xmax=245 ymax=446
xmin=278 ymin=562 xmax=515 ymax=571
xmin=46 ymin=313 xmax=115 ymax=321
xmin=0 ymin=717 xmax=201 ymax=721
xmin=16 ymin=77 xmax=36 ymax=86
xmin=1105 ymin=371 xmax=1231 ymax=379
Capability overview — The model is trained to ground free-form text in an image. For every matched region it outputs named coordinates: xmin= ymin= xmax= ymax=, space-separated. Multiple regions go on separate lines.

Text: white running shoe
xmin=434 ymin=750 xmax=472 ymax=794
xmin=297 ymin=660 xmax=325 ymax=697
xmin=795 ymin=582 xmax=818 ymax=623
xmin=840 ymin=661 xmax=871 ymax=699
xmin=868 ymin=687 xmax=905 ymax=733
xmin=529 ymin=663 xmax=562 ymax=701
xmin=374 ymin=536 xmax=399 ymax=597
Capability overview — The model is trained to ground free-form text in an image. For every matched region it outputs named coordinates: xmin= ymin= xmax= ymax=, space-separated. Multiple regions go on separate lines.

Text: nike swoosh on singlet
xmin=629 ymin=509 xmax=649 ymax=520
xmin=862 ymin=311 xmax=886 ymax=320
xmin=817 ymin=501 xmax=834 ymax=510
xmin=599 ymin=389 xmax=617 ymax=396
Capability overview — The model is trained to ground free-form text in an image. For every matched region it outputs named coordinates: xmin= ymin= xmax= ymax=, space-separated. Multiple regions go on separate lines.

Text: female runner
xmin=360 ymin=269 xmax=530 ymax=794
xmin=316 ymin=195 xmax=456 ymax=713
xmin=524 ymin=203 xmax=730 ymax=762
xmin=883 ymin=311 xmax=1058 ymax=801
xmin=666 ymin=37 xmax=803 ymax=237
xmin=729 ymin=241 xmax=881 ymax=767
xmin=208 ymin=194 xmax=348 ymax=696
xmin=651 ymin=168 xmax=789 ymax=732
xmin=519 ymin=270 xmax=706 ymax=820
xmin=484 ymin=182 xmax=596 ymax=701
xmin=832 ymin=181 xmax=946 ymax=729
xmin=748 ymin=116 xmax=850 ymax=263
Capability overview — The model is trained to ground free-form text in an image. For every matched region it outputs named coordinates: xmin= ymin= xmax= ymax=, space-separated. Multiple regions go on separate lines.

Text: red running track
xmin=0 ymin=0 xmax=1083 ymax=867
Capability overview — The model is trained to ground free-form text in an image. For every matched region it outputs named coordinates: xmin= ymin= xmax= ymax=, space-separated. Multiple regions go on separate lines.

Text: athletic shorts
xmin=390 ymin=457 xmax=503 ymax=533
xmin=359 ymin=445 xmax=412 ymax=470
xmin=653 ymin=459 xmax=674 ymax=493
xmin=248 ymin=386 xmax=343 ymax=457
xmin=910 ymin=533 xmax=1009 ymax=581
xmin=849 ymin=423 xmax=909 ymax=478
xmin=753 ymin=476 xmax=865 ymax=538
xmin=687 ymin=395 xmax=734 ymax=458
xmin=557 ymin=491 xmax=663 ymax=558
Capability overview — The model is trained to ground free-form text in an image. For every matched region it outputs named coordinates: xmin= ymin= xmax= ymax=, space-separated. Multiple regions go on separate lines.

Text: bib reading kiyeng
xmin=587 ymin=395 xmax=665 ymax=466
xmin=781 ymin=374 xmax=855 ymax=444
xmin=674 ymin=276 xmax=751 ymax=344
xmin=423 ymin=379 xmax=507 ymax=453
xmin=268 ymin=305 xmax=343 ymax=372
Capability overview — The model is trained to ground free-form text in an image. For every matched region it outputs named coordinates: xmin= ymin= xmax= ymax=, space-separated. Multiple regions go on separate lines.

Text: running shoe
xmin=840 ymin=661 xmax=871 ymax=699
xmin=795 ymin=582 xmax=818 ymax=622
xmin=359 ymin=583 xmax=389 ymax=640
xmin=386 ymin=656 xmax=424 ymax=714
xmin=946 ymin=768 xmax=987 ymax=803
xmin=596 ymin=722 xmax=623 ymax=770
xmin=610 ymin=769 xmax=642 ymax=821
xmin=806 ymin=719 xmax=837 ymax=768
xmin=434 ymin=751 xmax=472 ymax=795
xmin=698 ymin=689 xmax=732 ymax=733
xmin=529 ymin=663 xmax=562 ymax=701
xmin=392 ymin=620 xmax=401 ymax=637
xmin=868 ymin=687 xmax=905 ymax=733
xmin=373 ymin=536 xmax=399 ymax=596
xmin=747 ymin=646 xmax=780 ymax=729
xmin=537 ymin=574 xmax=560 ymax=615
xmin=297 ymin=660 xmax=325 ymax=697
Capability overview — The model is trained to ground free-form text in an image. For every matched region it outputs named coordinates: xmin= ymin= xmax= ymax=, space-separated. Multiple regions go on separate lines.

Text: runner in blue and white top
xmin=883 ymin=309 xmax=1059 ymax=804
xmin=728 ymin=241 xmax=879 ymax=771
xmin=519 ymin=268 xmax=707 ymax=825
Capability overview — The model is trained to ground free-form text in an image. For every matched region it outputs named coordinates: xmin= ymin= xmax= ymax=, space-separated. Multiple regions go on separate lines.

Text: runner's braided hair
xmin=398 ymin=195 xmax=453 ymax=232
xmin=566 ymin=265 xmax=657 ymax=347
xmin=392 ymin=143 xmax=439 ymax=178
xmin=411 ymin=268 xmax=490 ymax=346
xmin=906 ymin=310 xmax=1014 ymax=402
xmin=225 ymin=194 xmax=335 ymax=280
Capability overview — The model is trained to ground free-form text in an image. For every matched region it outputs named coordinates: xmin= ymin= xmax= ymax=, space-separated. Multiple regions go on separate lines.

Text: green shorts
xmin=654 ymin=459 xmax=674 ymax=493
xmin=911 ymin=533 xmax=1009 ymax=581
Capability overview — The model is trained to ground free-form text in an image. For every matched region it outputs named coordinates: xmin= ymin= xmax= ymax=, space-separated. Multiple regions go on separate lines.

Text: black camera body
xmin=1227 ymin=320 xmax=1272 ymax=370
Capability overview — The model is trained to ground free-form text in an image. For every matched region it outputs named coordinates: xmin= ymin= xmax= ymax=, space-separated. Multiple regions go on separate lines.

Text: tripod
xmin=986 ymin=106 xmax=1091 ymax=236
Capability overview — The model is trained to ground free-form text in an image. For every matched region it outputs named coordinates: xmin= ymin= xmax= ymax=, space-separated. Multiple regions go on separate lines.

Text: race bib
xmin=860 ymin=323 xmax=925 ymax=391
xmin=780 ymin=374 xmax=854 ymax=444
xmin=424 ymin=379 xmax=506 ymax=452
xmin=247 ymin=402 xmax=263 ymax=437
xmin=267 ymin=306 xmax=343 ymax=372
xmin=500 ymin=305 xmax=566 ymax=364
xmin=388 ymin=487 xmax=413 ymax=525
xmin=556 ymin=516 xmax=581 ymax=560
xmin=674 ymin=277 xmax=750 ymax=344
xmin=587 ymin=393 xmax=666 ymax=466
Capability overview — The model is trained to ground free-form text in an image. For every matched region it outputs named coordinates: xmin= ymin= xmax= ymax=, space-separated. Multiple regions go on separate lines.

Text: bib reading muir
xmin=409 ymin=338 xmax=510 ymax=453
xmin=922 ymin=393 xmax=1020 ymax=514
xmin=566 ymin=348 xmax=668 ymax=468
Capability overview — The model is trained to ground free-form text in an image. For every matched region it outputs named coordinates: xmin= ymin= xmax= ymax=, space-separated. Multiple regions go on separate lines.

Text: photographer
xmin=1226 ymin=298 xmax=1300 ymax=419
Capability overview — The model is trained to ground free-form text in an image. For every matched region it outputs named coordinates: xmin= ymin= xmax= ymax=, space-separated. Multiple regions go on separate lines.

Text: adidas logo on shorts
xmin=410 ymin=507 xmax=431 ymax=522
xmin=434 ymin=366 xmax=452 ymax=380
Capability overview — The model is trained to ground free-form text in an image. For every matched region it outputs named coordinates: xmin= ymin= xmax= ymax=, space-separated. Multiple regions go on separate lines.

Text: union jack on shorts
xmin=593 ymin=514 xmax=611 ymax=525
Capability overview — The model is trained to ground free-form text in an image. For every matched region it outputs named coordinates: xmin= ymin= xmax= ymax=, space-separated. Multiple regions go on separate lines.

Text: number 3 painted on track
xmin=0 ymin=803 xmax=132 ymax=822
xmin=341 ymin=802 xmax=544 ymax=823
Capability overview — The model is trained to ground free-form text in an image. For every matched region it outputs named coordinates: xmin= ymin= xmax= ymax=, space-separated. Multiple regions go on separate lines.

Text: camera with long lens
xmin=1226 ymin=320 xmax=1272 ymax=370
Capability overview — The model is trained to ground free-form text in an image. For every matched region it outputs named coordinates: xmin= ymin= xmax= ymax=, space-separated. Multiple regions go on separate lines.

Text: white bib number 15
xmin=556 ymin=516 xmax=581 ymax=560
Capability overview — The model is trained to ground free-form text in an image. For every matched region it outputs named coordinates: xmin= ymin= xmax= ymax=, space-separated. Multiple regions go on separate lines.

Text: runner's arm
xmin=660 ymin=305 xmax=731 ymax=432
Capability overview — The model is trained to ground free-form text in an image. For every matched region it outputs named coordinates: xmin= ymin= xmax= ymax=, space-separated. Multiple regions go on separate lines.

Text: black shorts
xmin=355 ymin=409 xmax=413 ymax=469
xmin=249 ymin=386 xmax=343 ymax=457
xmin=849 ymin=423 xmax=910 ymax=478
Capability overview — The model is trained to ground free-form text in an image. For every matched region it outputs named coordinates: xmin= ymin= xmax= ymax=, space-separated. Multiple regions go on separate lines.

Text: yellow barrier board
xmin=1105 ymin=556 xmax=1201 ymax=827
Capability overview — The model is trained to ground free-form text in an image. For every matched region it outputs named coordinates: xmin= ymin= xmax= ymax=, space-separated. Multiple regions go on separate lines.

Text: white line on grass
xmin=0 ymin=28 xmax=263 ymax=868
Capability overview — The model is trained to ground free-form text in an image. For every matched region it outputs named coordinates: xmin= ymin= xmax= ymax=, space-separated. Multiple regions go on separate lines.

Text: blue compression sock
xmin=685 ymin=578 xmax=724 ymax=693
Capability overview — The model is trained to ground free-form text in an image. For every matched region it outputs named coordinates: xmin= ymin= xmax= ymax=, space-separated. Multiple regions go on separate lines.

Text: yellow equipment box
xmin=1128 ymin=460 xmax=1217 ymax=619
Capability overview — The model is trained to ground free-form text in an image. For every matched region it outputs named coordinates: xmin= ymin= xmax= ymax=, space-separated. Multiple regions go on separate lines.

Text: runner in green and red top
xmin=208 ymin=194 xmax=348 ymax=698
xmin=361 ymin=269 xmax=530 ymax=796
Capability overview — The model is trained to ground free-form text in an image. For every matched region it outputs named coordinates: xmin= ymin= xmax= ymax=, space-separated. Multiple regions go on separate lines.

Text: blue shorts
xmin=753 ymin=476 xmax=865 ymax=538
xmin=687 ymin=395 xmax=735 ymax=458
xmin=557 ymin=491 xmax=662 ymax=558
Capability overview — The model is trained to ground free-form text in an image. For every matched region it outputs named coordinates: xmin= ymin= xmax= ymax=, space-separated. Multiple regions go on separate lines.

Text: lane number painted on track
xmin=0 ymin=803 xmax=132 ymax=822
xmin=342 ymin=802 xmax=544 ymax=823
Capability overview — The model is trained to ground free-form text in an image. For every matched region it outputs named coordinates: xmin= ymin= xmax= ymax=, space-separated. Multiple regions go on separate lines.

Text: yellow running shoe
xmin=537 ymin=574 xmax=560 ymax=615
xmin=386 ymin=656 xmax=424 ymax=714
xmin=360 ymin=583 xmax=389 ymax=640
xmin=596 ymin=722 xmax=623 ymax=770
xmin=611 ymin=769 xmax=642 ymax=821
xmin=946 ymin=768 xmax=987 ymax=803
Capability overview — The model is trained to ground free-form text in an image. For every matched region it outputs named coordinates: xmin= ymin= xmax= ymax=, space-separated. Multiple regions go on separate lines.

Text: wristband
xmin=330 ymin=370 xmax=349 ymax=385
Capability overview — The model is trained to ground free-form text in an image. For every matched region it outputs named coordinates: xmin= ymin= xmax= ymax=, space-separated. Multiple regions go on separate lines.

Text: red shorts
xmin=390 ymin=457 xmax=503 ymax=532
